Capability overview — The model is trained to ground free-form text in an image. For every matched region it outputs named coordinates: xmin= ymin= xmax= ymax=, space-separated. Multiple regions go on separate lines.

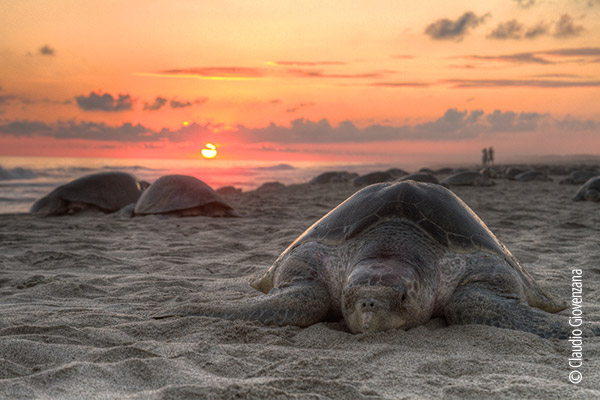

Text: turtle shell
xmin=134 ymin=174 xmax=235 ymax=215
xmin=284 ymin=180 xmax=510 ymax=259
xmin=30 ymin=172 xmax=143 ymax=216
xmin=441 ymin=171 xmax=492 ymax=186
xmin=573 ymin=176 xmax=600 ymax=201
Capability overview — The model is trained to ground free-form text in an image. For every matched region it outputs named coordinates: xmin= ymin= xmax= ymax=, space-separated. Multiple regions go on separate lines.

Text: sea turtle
xmin=560 ymin=170 xmax=599 ymax=185
xmin=156 ymin=181 xmax=582 ymax=339
xmin=353 ymin=171 xmax=393 ymax=186
xmin=504 ymin=167 xmax=525 ymax=180
xmin=134 ymin=174 xmax=238 ymax=217
xmin=310 ymin=171 xmax=358 ymax=184
xmin=30 ymin=171 xmax=144 ymax=216
xmin=385 ymin=168 xmax=408 ymax=179
xmin=399 ymin=172 xmax=439 ymax=184
xmin=573 ymin=176 xmax=600 ymax=202
xmin=514 ymin=170 xmax=552 ymax=182
xmin=441 ymin=171 xmax=495 ymax=187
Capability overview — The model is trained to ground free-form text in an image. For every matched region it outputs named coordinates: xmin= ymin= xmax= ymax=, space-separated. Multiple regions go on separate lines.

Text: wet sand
xmin=0 ymin=176 xmax=599 ymax=399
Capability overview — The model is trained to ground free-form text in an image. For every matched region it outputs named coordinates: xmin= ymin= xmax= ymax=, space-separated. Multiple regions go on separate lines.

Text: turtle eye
xmin=401 ymin=293 xmax=407 ymax=303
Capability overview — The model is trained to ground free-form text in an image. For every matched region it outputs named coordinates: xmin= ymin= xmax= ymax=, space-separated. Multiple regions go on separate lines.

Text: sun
xmin=201 ymin=143 xmax=217 ymax=159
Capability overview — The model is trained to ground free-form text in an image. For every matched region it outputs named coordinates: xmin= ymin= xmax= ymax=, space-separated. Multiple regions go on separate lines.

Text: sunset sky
xmin=1 ymin=0 xmax=599 ymax=164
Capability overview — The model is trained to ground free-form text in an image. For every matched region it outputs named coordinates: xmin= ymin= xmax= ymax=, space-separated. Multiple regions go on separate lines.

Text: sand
xmin=0 ymin=176 xmax=599 ymax=399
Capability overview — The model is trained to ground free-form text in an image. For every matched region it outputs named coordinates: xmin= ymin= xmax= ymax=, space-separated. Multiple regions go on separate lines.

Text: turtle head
xmin=343 ymin=285 xmax=408 ymax=333
xmin=342 ymin=259 xmax=431 ymax=334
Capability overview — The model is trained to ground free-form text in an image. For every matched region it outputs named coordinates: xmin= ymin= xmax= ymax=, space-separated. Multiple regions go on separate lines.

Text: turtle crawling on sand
xmin=134 ymin=174 xmax=238 ymax=217
xmin=573 ymin=177 xmax=600 ymax=202
xmin=30 ymin=172 xmax=144 ymax=216
xmin=157 ymin=180 xmax=590 ymax=339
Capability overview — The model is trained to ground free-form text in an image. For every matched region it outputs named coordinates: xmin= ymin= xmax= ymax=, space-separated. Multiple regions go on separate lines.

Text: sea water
xmin=0 ymin=156 xmax=399 ymax=214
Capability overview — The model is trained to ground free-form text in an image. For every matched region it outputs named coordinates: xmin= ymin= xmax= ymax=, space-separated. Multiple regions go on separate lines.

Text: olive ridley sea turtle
xmin=134 ymin=174 xmax=238 ymax=217
xmin=441 ymin=171 xmax=495 ymax=187
xmin=30 ymin=171 xmax=144 ymax=216
xmin=156 ymin=180 xmax=597 ymax=339
xmin=573 ymin=176 xmax=600 ymax=202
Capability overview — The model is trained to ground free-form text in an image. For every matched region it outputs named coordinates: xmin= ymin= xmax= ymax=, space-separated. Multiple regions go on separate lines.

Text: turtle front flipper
xmin=153 ymin=280 xmax=331 ymax=328
xmin=444 ymin=282 xmax=576 ymax=339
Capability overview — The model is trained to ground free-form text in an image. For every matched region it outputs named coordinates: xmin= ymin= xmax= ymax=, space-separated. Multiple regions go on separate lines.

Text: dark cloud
xmin=485 ymin=110 xmax=548 ymax=132
xmin=545 ymin=47 xmax=600 ymax=57
xmin=466 ymin=53 xmax=552 ymax=64
xmin=524 ymin=23 xmax=549 ymax=38
xmin=444 ymin=79 xmax=600 ymax=88
xmin=75 ymin=92 xmax=133 ymax=112
xmin=462 ymin=47 xmax=600 ymax=65
xmin=39 ymin=45 xmax=55 ymax=56
xmin=170 ymin=100 xmax=192 ymax=108
xmin=143 ymin=97 xmax=167 ymax=111
xmin=553 ymin=14 xmax=585 ymax=38
xmin=487 ymin=20 xmax=524 ymax=39
xmin=486 ymin=20 xmax=549 ymax=40
xmin=0 ymin=120 xmax=52 ymax=135
xmin=2 ymin=111 xmax=597 ymax=145
xmin=424 ymin=12 xmax=490 ymax=41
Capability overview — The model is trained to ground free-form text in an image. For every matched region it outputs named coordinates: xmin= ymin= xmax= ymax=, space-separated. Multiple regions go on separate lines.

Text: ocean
xmin=0 ymin=156 xmax=402 ymax=214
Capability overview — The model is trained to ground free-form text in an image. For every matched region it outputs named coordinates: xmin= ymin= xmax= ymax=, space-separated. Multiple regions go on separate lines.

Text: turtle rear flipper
xmin=152 ymin=280 xmax=331 ymax=328
xmin=444 ymin=282 xmax=578 ymax=339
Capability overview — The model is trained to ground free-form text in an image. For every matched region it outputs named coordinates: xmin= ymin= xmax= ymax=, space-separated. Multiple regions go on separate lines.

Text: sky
xmin=1 ymin=0 xmax=599 ymax=165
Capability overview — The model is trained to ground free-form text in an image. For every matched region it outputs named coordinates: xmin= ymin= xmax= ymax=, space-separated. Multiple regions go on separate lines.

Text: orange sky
xmin=1 ymin=1 xmax=599 ymax=164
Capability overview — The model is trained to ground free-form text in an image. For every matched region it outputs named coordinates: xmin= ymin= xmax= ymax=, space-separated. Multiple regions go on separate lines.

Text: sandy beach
xmin=1 ymin=174 xmax=599 ymax=399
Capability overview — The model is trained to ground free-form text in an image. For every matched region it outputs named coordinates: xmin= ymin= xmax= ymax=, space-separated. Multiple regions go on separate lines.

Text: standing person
xmin=482 ymin=148 xmax=488 ymax=167
xmin=488 ymin=147 xmax=494 ymax=166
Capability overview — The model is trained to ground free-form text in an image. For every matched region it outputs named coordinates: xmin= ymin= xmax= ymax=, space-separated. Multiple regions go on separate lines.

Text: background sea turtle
xmin=504 ymin=167 xmax=525 ymax=180
xmin=353 ymin=171 xmax=393 ymax=186
xmin=560 ymin=170 xmax=599 ymax=185
xmin=399 ymin=172 xmax=439 ymax=184
xmin=573 ymin=176 xmax=600 ymax=202
xmin=156 ymin=181 xmax=582 ymax=339
xmin=310 ymin=171 xmax=358 ymax=184
xmin=441 ymin=171 xmax=495 ymax=187
xmin=514 ymin=170 xmax=552 ymax=182
xmin=134 ymin=174 xmax=238 ymax=217
xmin=30 ymin=171 xmax=144 ymax=216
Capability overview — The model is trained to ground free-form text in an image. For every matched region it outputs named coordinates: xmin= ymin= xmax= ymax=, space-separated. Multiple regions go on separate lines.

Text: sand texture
xmin=1 ymin=178 xmax=599 ymax=399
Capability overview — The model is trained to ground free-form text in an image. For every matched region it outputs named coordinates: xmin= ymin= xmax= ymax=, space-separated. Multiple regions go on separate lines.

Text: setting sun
xmin=201 ymin=143 xmax=217 ymax=159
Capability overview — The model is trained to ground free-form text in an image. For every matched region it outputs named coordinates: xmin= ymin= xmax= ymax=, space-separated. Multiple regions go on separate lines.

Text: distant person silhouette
xmin=482 ymin=148 xmax=488 ymax=167
xmin=488 ymin=147 xmax=494 ymax=166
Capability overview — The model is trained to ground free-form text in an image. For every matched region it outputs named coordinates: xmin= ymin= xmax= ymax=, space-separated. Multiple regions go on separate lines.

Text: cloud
xmin=370 ymin=82 xmax=431 ymax=88
xmin=2 ymin=110 xmax=597 ymax=145
xmin=75 ymin=92 xmax=133 ymax=112
xmin=285 ymin=68 xmax=385 ymax=79
xmin=464 ymin=53 xmax=552 ymax=64
xmin=285 ymin=102 xmax=315 ymax=113
xmin=269 ymin=61 xmax=346 ymax=67
xmin=444 ymin=79 xmax=600 ymax=88
xmin=156 ymin=67 xmax=265 ymax=79
xmin=424 ymin=12 xmax=490 ymax=41
xmin=485 ymin=110 xmax=548 ymax=132
xmin=39 ymin=45 xmax=55 ymax=56
xmin=487 ymin=20 xmax=524 ymax=39
xmin=143 ymin=97 xmax=167 ymax=111
xmin=553 ymin=14 xmax=585 ymax=38
xmin=513 ymin=0 xmax=536 ymax=8
xmin=524 ymin=23 xmax=549 ymax=38
xmin=170 ymin=100 xmax=192 ymax=108
xmin=461 ymin=47 xmax=600 ymax=65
